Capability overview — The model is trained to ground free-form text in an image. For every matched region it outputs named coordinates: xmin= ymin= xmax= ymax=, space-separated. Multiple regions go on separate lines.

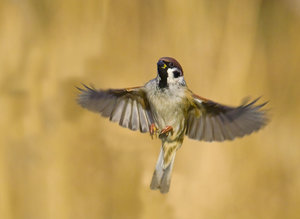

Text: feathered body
xmin=145 ymin=78 xmax=190 ymax=192
xmin=77 ymin=57 xmax=268 ymax=194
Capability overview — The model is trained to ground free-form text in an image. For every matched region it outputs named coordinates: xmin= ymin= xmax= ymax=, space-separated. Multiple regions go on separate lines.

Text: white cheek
xmin=167 ymin=68 xmax=177 ymax=84
xmin=167 ymin=68 xmax=184 ymax=85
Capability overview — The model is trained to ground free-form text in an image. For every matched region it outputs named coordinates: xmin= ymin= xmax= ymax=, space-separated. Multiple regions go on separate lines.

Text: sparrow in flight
xmin=77 ymin=57 xmax=268 ymax=193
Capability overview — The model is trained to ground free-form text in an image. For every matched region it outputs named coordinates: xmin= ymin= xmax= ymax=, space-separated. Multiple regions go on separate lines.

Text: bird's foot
xmin=150 ymin=123 xmax=158 ymax=139
xmin=159 ymin=126 xmax=173 ymax=138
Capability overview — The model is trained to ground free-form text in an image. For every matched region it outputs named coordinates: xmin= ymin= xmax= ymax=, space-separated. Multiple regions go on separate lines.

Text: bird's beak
xmin=157 ymin=60 xmax=167 ymax=69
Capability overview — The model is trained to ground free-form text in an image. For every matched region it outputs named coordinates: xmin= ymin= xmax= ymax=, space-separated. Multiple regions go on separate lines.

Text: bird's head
xmin=157 ymin=57 xmax=185 ymax=89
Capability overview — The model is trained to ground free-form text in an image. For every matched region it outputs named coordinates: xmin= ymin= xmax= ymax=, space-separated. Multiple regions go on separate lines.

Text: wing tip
xmin=76 ymin=83 xmax=98 ymax=108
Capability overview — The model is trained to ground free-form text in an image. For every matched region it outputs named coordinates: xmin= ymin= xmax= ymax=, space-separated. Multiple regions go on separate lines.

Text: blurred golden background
xmin=1 ymin=0 xmax=300 ymax=218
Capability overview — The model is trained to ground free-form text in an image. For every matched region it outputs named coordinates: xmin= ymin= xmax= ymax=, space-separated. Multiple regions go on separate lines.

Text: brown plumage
xmin=77 ymin=57 xmax=269 ymax=193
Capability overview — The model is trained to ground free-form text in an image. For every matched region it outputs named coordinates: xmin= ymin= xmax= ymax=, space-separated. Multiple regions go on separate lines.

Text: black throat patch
xmin=158 ymin=69 xmax=168 ymax=89
xmin=158 ymin=76 xmax=168 ymax=89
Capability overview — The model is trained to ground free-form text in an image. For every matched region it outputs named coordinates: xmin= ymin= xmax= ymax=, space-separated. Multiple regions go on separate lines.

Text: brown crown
xmin=159 ymin=57 xmax=183 ymax=74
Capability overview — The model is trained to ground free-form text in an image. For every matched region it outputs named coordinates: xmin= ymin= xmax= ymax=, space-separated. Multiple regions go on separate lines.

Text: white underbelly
xmin=150 ymin=98 xmax=185 ymax=132
xmin=145 ymin=79 xmax=187 ymax=134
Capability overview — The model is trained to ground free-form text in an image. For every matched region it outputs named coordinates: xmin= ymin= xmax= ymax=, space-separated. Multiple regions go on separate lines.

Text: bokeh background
xmin=1 ymin=0 xmax=300 ymax=218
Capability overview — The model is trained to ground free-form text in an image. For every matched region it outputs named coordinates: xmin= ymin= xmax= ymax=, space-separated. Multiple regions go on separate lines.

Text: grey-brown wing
xmin=186 ymin=94 xmax=269 ymax=142
xmin=77 ymin=84 xmax=154 ymax=133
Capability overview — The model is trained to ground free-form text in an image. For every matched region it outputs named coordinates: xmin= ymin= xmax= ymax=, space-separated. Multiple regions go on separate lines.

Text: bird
xmin=77 ymin=57 xmax=268 ymax=194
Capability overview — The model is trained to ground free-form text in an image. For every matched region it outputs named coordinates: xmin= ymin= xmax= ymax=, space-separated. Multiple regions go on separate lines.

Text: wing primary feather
xmin=237 ymin=114 xmax=259 ymax=134
xmin=120 ymin=99 xmax=132 ymax=128
xmin=219 ymin=114 xmax=235 ymax=140
xmin=130 ymin=100 xmax=139 ymax=131
xmin=81 ymin=83 xmax=92 ymax=90
xmin=210 ymin=117 xmax=224 ymax=141
xmin=185 ymin=115 xmax=191 ymax=134
xmin=110 ymin=99 xmax=126 ymax=122
xmin=195 ymin=116 xmax=205 ymax=140
xmin=215 ymin=116 xmax=232 ymax=140
xmin=189 ymin=115 xmax=198 ymax=138
xmin=203 ymin=117 xmax=213 ymax=141
xmin=243 ymin=97 xmax=261 ymax=108
xmin=101 ymin=97 xmax=117 ymax=117
xmin=227 ymin=118 xmax=244 ymax=138
xmin=119 ymin=99 xmax=128 ymax=127
xmin=137 ymin=104 xmax=149 ymax=133
xmin=145 ymin=109 xmax=154 ymax=126
xmin=76 ymin=86 xmax=84 ymax=91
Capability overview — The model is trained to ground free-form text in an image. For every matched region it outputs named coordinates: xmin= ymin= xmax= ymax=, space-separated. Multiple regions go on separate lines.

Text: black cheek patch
xmin=173 ymin=71 xmax=181 ymax=78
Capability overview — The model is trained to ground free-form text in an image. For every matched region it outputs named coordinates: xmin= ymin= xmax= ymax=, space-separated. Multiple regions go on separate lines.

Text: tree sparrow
xmin=77 ymin=57 xmax=268 ymax=193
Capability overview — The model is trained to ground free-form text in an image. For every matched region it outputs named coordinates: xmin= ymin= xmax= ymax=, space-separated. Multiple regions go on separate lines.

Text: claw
xmin=159 ymin=126 xmax=173 ymax=138
xmin=150 ymin=123 xmax=158 ymax=139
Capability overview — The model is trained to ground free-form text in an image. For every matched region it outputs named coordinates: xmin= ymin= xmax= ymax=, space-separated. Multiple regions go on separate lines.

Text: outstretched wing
xmin=77 ymin=84 xmax=154 ymax=133
xmin=186 ymin=93 xmax=269 ymax=142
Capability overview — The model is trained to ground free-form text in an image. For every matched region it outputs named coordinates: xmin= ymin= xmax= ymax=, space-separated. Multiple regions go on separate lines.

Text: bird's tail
xmin=150 ymin=147 xmax=176 ymax=193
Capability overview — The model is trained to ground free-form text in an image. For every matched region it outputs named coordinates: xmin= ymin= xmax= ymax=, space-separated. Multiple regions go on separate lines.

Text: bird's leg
xmin=150 ymin=123 xmax=158 ymax=139
xmin=159 ymin=126 xmax=173 ymax=138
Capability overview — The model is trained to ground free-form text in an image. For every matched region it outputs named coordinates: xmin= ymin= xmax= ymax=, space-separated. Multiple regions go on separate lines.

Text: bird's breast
xmin=147 ymin=87 xmax=188 ymax=132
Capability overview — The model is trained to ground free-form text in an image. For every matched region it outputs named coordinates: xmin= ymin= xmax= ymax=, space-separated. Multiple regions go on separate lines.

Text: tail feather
xmin=150 ymin=147 xmax=176 ymax=193
xmin=150 ymin=148 xmax=164 ymax=190
xmin=159 ymin=154 xmax=175 ymax=193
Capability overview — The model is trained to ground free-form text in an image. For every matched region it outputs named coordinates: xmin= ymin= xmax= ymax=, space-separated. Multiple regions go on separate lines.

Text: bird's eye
xmin=169 ymin=62 xmax=174 ymax=68
xmin=173 ymin=70 xmax=181 ymax=78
